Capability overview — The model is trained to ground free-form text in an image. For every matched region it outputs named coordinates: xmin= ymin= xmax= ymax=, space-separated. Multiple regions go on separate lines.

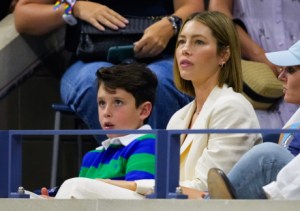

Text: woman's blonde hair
xmin=173 ymin=11 xmax=243 ymax=96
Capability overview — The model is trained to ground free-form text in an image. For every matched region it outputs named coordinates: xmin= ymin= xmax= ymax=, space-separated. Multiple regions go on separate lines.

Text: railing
xmin=0 ymin=129 xmax=298 ymax=198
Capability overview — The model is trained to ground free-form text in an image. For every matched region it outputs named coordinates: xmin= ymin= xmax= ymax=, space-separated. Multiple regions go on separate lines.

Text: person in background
xmin=209 ymin=0 xmax=300 ymax=130
xmin=41 ymin=63 xmax=158 ymax=199
xmin=208 ymin=40 xmax=300 ymax=200
xmin=13 ymin=0 xmax=204 ymax=138
xmin=166 ymin=11 xmax=261 ymax=198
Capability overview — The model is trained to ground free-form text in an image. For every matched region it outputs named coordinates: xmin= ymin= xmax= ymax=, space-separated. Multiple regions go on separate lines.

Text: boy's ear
xmin=139 ymin=101 xmax=152 ymax=121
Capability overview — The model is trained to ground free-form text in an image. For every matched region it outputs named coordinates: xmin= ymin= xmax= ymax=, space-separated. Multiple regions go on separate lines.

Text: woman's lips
xmin=180 ymin=59 xmax=193 ymax=68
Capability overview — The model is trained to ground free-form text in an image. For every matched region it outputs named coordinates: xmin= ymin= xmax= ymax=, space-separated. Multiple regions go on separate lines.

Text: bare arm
xmin=209 ymin=0 xmax=278 ymax=75
xmin=14 ymin=0 xmax=128 ymax=35
xmin=134 ymin=0 xmax=205 ymax=58
xmin=14 ymin=0 xmax=65 ymax=35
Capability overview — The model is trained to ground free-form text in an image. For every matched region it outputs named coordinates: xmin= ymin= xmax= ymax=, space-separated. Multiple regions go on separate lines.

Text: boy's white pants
xmin=55 ymin=177 xmax=144 ymax=199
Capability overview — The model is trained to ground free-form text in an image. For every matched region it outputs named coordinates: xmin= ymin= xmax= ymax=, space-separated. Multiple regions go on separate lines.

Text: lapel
xmin=180 ymin=86 xmax=225 ymax=154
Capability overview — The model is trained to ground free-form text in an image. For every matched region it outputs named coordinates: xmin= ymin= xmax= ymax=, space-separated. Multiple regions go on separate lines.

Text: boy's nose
xmin=103 ymin=106 xmax=112 ymax=117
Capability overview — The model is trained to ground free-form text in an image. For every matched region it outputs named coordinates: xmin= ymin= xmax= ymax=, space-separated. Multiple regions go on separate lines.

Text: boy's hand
xmin=40 ymin=187 xmax=53 ymax=199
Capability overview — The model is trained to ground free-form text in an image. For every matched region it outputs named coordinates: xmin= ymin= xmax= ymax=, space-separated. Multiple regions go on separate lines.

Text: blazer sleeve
xmin=181 ymin=95 xmax=262 ymax=191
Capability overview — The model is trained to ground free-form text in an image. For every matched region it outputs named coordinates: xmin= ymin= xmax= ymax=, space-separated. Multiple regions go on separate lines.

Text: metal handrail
xmin=1 ymin=128 xmax=299 ymax=198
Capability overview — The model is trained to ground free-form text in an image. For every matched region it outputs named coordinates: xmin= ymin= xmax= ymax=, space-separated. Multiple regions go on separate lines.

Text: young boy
xmin=42 ymin=63 xmax=158 ymax=199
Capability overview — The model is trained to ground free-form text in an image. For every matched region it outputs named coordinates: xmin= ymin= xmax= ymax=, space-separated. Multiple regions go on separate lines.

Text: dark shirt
xmin=280 ymin=122 xmax=300 ymax=157
xmin=94 ymin=0 xmax=174 ymax=16
xmin=288 ymin=132 xmax=300 ymax=156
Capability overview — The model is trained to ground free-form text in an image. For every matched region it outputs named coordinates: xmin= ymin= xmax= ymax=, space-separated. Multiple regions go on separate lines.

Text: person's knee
xmin=250 ymin=142 xmax=293 ymax=165
xmin=252 ymin=142 xmax=282 ymax=155
xmin=240 ymin=143 xmax=282 ymax=164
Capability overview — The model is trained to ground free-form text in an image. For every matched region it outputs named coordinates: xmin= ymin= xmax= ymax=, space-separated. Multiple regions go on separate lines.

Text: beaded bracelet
xmin=54 ymin=0 xmax=78 ymax=25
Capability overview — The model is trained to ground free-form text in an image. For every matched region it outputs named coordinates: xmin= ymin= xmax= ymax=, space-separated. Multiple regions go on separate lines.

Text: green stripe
xmin=80 ymin=157 xmax=127 ymax=179
xmin=136 ymin=134 xmax=156 ymax=141
xmin=126 ymin=153 xmax=155 ymax=175
xmin=79 ymin=153 xmax=155 ymax=178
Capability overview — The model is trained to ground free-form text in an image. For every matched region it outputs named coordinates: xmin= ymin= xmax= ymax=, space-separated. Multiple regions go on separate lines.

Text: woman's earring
xmin=219 ymin=62 xmax=225 ymax=69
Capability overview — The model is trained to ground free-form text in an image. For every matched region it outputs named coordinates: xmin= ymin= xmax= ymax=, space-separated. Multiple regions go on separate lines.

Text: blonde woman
xmin=167 ymin=11 xmax=262 ymax=197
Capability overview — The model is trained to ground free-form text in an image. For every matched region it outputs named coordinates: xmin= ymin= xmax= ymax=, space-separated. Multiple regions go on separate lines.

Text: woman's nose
xmin=182 ymin=44 xmax=191 ymax=55
xmin=278 ymin=68 xmax=287 ymax=81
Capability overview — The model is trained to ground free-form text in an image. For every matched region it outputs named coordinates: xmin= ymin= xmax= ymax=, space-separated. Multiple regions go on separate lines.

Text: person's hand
xmin=134 ymin=17 xmax=174 ymax=58
xmin=40 ymin=187 xmax=53 ymax=199
xmin=252 ymin=53 xmax=279 ymax=77
xmin=181 ymin=186 xmax=205 ymax=199
xmin=73 ymin=1 xmax=128 ymax=31
xmin=261 ymin=56 xmax=279 ymax=77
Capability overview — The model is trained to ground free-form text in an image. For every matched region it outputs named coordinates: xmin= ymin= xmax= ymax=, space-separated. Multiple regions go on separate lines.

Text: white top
xmin=167 ymin=85 xmax=262 ymax=191
xmin=263 ymin=153 xmax=300 ymax=200
xmin=263 ymin=108 xmax=300 ymax=199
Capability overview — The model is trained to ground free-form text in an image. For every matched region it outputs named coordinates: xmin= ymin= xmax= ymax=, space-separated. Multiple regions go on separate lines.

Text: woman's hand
xmin=180 ymin=186 xmax=206 ymax=199
xmin=73 ymin=1 xmax=128 ymax=31
xmin=134 ymin=17 xmax=174 ymax=58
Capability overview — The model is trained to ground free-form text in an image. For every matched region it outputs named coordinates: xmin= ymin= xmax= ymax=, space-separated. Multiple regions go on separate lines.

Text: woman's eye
xmin=195 ymin=40 xmax=204 ymax=45
xmin=177 ymin=39 xmax=185 ymax=46
xmin=286 ymin=67 xmax=296 ymax=74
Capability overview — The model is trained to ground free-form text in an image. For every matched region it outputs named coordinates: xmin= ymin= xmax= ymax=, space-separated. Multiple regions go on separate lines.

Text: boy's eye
xmin=98 ymin=100 xmax=106 ymax=108
xmin=114 ymin=100 xmax=123 ymax=106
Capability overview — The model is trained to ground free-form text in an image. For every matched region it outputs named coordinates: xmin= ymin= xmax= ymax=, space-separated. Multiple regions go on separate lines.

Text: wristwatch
xmin=167 ymin=15 xmax=182 ymax=35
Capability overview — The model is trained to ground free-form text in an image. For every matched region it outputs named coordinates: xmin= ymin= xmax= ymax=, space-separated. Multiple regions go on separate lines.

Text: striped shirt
xmin=79 ymin=125 xmax=156 ymax=181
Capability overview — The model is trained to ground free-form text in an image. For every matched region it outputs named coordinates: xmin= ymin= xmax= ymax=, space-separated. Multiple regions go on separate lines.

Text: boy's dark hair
xmin=96 ymin=63 xmax=158 ymax=109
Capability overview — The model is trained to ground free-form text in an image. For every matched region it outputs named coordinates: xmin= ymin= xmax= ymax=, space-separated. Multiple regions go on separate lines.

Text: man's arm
xmin=14 ymin=0 xmax=65 ymax=35
xmin=14 ymin=0 xmax=128 ymax=35
xmin=209 ymin=0 xmax=278 ymax=75
xmin=134 ymin=0 xmax=204 ymax=58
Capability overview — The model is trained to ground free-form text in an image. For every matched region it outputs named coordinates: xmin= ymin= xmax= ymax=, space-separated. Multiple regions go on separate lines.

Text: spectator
xmin=208 ymin=40 xmax=300 ymax=200
xmin=209 ymin=0 xmax=300 ymax=129
xmin=41 ymin=63 xmax=159 ymax=199
xmin=166 ymin=11 xmax=261 ymax=197
xmin=47 ymin=11 xmax=262 ymax=199
xmin=13 ymin=0 xmax=204 ymax=138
